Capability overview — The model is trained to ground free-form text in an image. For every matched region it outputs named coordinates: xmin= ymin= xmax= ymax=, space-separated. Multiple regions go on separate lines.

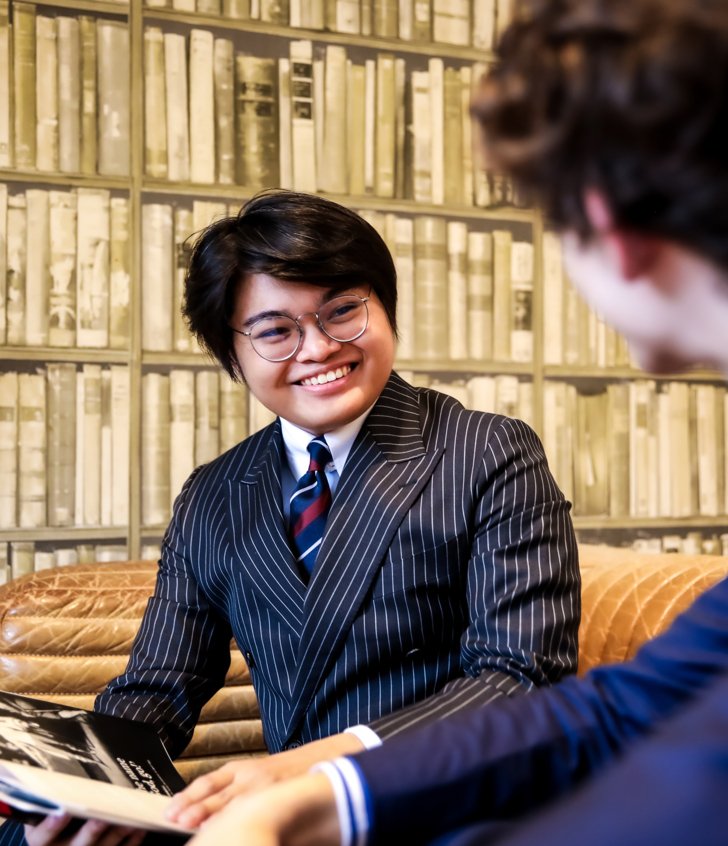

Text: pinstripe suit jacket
xmin=96 ymin=372 xmax=579 ymax=757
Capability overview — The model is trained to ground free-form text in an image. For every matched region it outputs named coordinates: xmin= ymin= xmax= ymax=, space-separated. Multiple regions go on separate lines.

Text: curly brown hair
xmin=473 ymin=0 xmax=728 ymax=269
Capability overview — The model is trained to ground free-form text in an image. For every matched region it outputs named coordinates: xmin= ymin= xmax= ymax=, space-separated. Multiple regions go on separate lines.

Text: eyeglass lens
xmin=249 ymin=295 xmax=368 ymax=361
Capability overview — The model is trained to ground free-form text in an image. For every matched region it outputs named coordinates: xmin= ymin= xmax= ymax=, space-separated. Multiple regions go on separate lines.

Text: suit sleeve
xmin=352 ymin=575 xmax=728 ymax=845
xmin=370 ymin=416 xmax=580 ymax=739
xmin=94 ymin=468 xmax=233 ymax=758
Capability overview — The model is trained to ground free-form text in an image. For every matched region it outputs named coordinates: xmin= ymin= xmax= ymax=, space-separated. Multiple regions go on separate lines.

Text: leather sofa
xmin=1 ymin=545 xmax=727 ymax=781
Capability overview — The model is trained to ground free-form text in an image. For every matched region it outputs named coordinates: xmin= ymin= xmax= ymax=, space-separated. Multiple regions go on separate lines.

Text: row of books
xmin=0 ymin=3 xmax=128 ymax=175
xmin=0 ymin=186 xmax=131 ymax=349
xmin=542 ymin=232 xmax=634 ymax=368
xmin=543 ymin=380 xmax=728 ymax=519
xmin=362 ymin=211 xmax=533 ymax=362
xmin=145 ymin=0 xmax=514 ymax=49
xmin=0 ymin=541 xmax=131 ymax=584
xmin=144 ymin=29 xmax=515 ymax=206
xmin=579 ymin=533 xmax=728 ymax=558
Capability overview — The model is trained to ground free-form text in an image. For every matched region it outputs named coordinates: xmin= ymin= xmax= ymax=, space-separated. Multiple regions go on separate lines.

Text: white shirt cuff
xmin=312 ymin=761 xmax=354 ymax=846
xmin=344 ymin=724 xmax=383 ymax=750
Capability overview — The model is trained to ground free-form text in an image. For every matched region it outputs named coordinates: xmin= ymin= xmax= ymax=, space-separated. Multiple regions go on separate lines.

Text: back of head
xmin=473 ymin=0 xmax=728 ymax=269
xmin=184 ymin=190 xmax=397 ymax=380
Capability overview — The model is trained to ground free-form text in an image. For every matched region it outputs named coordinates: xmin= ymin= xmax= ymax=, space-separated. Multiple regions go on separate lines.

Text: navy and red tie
xmin=290 ymin=437 xmax=332 ymax=580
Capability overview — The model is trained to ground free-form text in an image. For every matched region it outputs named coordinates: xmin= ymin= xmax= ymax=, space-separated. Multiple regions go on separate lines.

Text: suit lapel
xmin=226 ymin=421 xmax=305 ymax=635
xmin=285 ymin=373 xmax=445 ymax=739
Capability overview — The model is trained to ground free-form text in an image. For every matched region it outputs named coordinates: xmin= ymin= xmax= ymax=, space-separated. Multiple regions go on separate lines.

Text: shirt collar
xmin=280 ymin=406 xmax=373 ymax=479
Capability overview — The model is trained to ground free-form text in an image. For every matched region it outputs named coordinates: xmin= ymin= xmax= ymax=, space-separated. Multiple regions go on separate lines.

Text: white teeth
xmin=301 ymin=364 xmax=352 ymax=386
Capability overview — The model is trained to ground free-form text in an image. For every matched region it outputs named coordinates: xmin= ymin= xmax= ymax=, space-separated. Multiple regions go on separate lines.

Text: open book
xmin=0 ymin=690 xmax=193 ymax=836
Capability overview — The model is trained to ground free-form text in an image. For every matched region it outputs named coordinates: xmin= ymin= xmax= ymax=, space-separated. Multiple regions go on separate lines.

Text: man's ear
xmin=583 ymin=189 xmax=659 ymax=281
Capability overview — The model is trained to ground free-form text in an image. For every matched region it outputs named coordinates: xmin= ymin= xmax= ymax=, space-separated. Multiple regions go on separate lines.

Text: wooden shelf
xmin=574 ymin=516 xmax=728 ymax=531
xmin=544 ymin=365 xmax=724 ymax=383
xmin=0 ymin=527 xmax=128 ymax=542
xmin=0 ymin=168 xmax=130 ymax=190
xmin=0 ymin=347 xmax=130 ymax=364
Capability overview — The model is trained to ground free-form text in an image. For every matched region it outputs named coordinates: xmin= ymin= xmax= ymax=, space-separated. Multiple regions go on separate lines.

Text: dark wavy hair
xmin=183 ymin=190 xmax=398 ymax=381
xmin=472 ymin=0 xmax=728 ymax=269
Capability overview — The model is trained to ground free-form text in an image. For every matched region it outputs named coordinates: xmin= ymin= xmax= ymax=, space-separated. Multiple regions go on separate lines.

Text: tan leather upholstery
xmin=1 ymin=547 xmax=727 ymax=780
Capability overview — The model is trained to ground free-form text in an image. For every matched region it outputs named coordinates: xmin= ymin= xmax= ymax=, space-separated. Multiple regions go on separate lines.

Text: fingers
xmin=166 ymin=768 xmax=236 ymax=821
xmin=25 ymin=818 xmax=145 ymax=846
xmin=172 ymin=784 xmax=245 ymax=830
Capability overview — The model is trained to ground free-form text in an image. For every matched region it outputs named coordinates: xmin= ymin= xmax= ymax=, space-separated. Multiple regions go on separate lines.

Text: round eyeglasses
xmin=231 ymin=293 xmax=370 ymax=362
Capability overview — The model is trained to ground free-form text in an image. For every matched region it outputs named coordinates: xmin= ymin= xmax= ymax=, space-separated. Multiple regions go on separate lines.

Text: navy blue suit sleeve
xmin=353 ymin=575 xmax=728 ymax=845
xmin=371 ymin=417 xmax=580 ymax=739
xmin=95 ymin=468 xmax=233 ymax=758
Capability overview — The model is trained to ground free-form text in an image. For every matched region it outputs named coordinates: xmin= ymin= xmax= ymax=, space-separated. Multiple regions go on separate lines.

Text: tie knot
xmin=307 ymin=437 xmax=331 ymax=473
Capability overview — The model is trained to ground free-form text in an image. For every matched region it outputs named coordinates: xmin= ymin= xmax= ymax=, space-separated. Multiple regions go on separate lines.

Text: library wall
xmin=0 ymin=0 xmax=726 ymax=581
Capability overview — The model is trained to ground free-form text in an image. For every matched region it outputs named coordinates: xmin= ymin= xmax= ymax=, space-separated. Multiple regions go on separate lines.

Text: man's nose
xmin=295 ymin=315 xmax=342 ymax=360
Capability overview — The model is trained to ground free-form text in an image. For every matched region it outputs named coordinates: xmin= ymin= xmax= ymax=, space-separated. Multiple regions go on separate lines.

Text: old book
xmin=195 ymin=370 xmax=220 ymax=465
xmin=24 ymin=189 xmax=50 ymax=346
xmin=694 ymin=384 xmax=720 ymax=517
xmin=414 ymin=216 xmax=448 ymax=360
xmin=327 ymin=0 xmax=358 ymax=32
xmin=431 ymin=379 xmax=468 ymax=406
xmin=443 ymin=66 xmax=463 ymax=206
xmin=410 ymin=69 xmax=431 ymax=202
xmin=319 ymin=45 xmax=347 ymax=194
xmin=248 ymin=396 xmax=276 ymax=433
xmin=467 ymin=375 xmax=495 ymax=413
xmin=57 ymin=16 xmax=81 ymax=174
xmin=473 ymin=0 xmax=496 ymax=49
xmin=346 ymin=61 xmax=365 ymax=195
xmin=13 ymin=3 xmax=36 ymax=169
xmin=495 ymin=0 xmax=515 ymax=42
xmin=446 ymin=221 xmax=468 ymax=360
xmin=375 ymin=53 xmax=396 ymax=198
xmin=74 ymin=369 xmax=84 ymax=522
xmin=542 ymin=380 xmax=575 ymax=505
xmin=96 ymin=20 xmax=129 ymax=176
xmin=35 ymin=15 xmax=59 ymax=172
xmin=277 ymin=57 xmax=292 ymax=188
xmin=391 ymin=215 xmax=414 ymax=360
xmin=510 ymin=240 xmax=533 ymax=362
xmin=313 ymin=53 xmax=324 ymax=189
xmin=541 ymin=231 xmax=564 ymax=364
xmin=494 ymin=374 xmax=518 ymax=419
xmin=0 ymin=184 xmax=7 ymax=342
xmin=412 ymin=0 xmax=430 ymax=40
xmin=10 ymin=541 xmax=35 ymax=579
xmin=0 ymin=372 xmax=18 ymax=528
xmin=141 ymin=203 xmax=174 ymax=351
xmin=290 ymin=40 xmax=316 ymax=192
xmin=189 ymin=29 xmax=215 ymax=184
xmin=394 ymin=57 xmax=406 ymax=199
xmin=575 ymin=390 xmax=608 ymax=516
xmin=471 ymin=62 xmax=492 ymax=207
xmin=220 ymin=379 xmax=249 ymax=452
xmin=429 ymin=57 xmax=444 ymax=205
xmin=235 ymin=54 xmax=279 ymax=190
xmin=164 ymin=32 xmax=190 ymax=182
xmin=109 ymin=197 xmax=130 ymax=350
xmin=169 ymin=370 xmax=196 ymax=502
xmin=628 ymin=380 xmax=654 ymax=518
xmin=491 ymin=229 xmax=512 ymax=361
xmin=0 ymin=690 xmax=189 ymax=833
xmin=17 ymin=372 xmax=46 ymax=528
xmin=373 ymin=0 xmax=397 ymax=36
xmin=6 ymin=194 xmax=27 ymax=346
xmin=467 ymin=231 xmax=493 ymax=361
xmin=0 ymin=0 xmax=10 ymax=167
xmin=667 ymin=381 xmax=692 ymax=518
xmin=100 ymin=368 xmax=112 ymax=526
xmin=223 ymin=0 xmax=251 ymax=16
xmin=213 ymin=37 xmax=235 ymax=184
xmin=142 ymin=372 xmax=171 ymax=527
xmin=606 ymin=382 xmax=630 ymax=518
xmin=173 ymin=206 xmax=194 ymax=352
xmin=143 ymin=27 xmax=167 ymax=178
xmin=81 ymin=364 xmax=102 ymax=526
xmin=48 ymin=190 xmax=77 ymax=347
xmin=297 ymin=0 xmax=324 ymax=29
xmin=260 ymin=0 xmax=288 ymax=23
xmin=79 ymin=16 xmax=97 ymax=175
xmin=433 ymin=0 xmax=469 ymax=45
xmin=0 ymin=544 xmax=8 ymax=585
xmin=46 ymin=363 xmax=76 ymax=527
xmin=363 ymin=58 xmax=375 ymax=193
xmin=655 ymin=385 xmax=672 ymax=517
xmin=198 ymin=0 xmax=222 ymax=13
xmin=110 ymin=366 xmax=129 ymax=526
xmin=76 ymin=188 xmax=110 ymax=348
xmin=192 ymin=200 xmax=227 ymax=232
xmin=460 ymin=65 xmax=473 ymax=206
xmin=398 ymin=0 xmax=412 ymax=39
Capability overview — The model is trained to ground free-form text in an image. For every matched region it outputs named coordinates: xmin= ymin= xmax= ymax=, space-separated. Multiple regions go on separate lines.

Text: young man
xmin=3 ymin=190 xmax=578 ymax=846
xmin=178 ymin=2 xmax=728 ymax=845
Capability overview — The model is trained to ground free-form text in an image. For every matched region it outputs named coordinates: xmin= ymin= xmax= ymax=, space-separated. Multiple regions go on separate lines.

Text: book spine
xmin=319 ymin=45 xmax=347 ymax=194
xmin=144 ymin=27 xmax=168 ymax=179
xmin=48 ymin=190 xmax=78 ymax=348
xmin=213 ymin=37 xmax=235 ymax=185
xmin=82 ymin=363 xmax=102 ymax=525
xmin=491 ymin=229 xmax=512 ymax=361
xmin=169 ymin=369 xmax=196 ymax=504
xmin=24 ymin=189 xmax=50 ymax=346
xmin=110 ymin=365 xmax=130 ymax=526
xmin=433 ymin=0 xmax=469 ymax=46
xmin=442 ymin=66 xmax=463 ymax=205
xmin=195 ymin=370 xmax=221 ymax=465
xmin=0 ymin=0 xmax=11 ymax=167
xmin=164 ymin=32 xmax=190 ymax=182
xmin=220 ymin=378 xmax=249 ymax=452
xmin=0 ymin=371 xmax=18 ymax=527
xmin=446 ymin=221 xmax=468 ymax=360
xmin=18 ymin=372 xmax=46 ymax=528
xmin=6 ymin=194 xmax=27 ymax=345
xmin=173 ymin=207 xmax=194 ymax=352
xmin=413 ymin=216 xmax=448 ymax=360
xmin=375 ymin=53 xmax=396 ymax=198
xmin=13 ymin=3 xmax=36 ymax=169
xmin=47 ymin=363 xmax=77 ymax=527
xmin=141 ymin=203 xmax=174 ymax=352
xmin=79 ymin=16 xmax=97 ymax=175
xmin=35 ymin=15 xmax=59 ymax=172
xmin=142 ymin=373 xmax=171 ymax=527
xmin=189 ymin=29 xmax=215 ymax=184
xmin=346 ymin=61 xmax=365 ymax=195
xmin=96 ymin=20 xmax=129 ymax=176
xmin=428 ymin=57 xmax=444 ymax=205
xmin=76 ymin=188 xmax=110 ymax=348
xmin=57 ymin=16 xmax=81 ymax=174
xmin=235 ymin=54 xmax=280 ymax=190
xmin=109 ymin=197 xmax=130 ymax=350
xmin=0 ymin=183 xmax=7 ymax=342
xmin=392 ymin=215 xmax=414 ymax=360
xmin=510 ymin=240 xmax=534 ymax=363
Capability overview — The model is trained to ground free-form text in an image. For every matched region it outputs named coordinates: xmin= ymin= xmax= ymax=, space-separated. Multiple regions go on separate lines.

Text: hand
xmin=167 ymin=731 xmax=364 ymax=829
xmin=187 ymin=773 xmax=340 ymax=846
xmin=25 ymin=816 xmax=145 ymax=846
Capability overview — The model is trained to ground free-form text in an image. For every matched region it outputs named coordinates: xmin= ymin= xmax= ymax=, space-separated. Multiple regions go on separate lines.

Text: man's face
xmin=561 ymin=232 xmax=693 ymax=374
xmin=231 ymin=274 xmax=396 ymax=434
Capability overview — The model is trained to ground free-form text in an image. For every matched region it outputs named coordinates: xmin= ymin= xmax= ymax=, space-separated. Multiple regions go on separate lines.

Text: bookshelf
xmin=0 ymin=0 xmax=726 ymax=581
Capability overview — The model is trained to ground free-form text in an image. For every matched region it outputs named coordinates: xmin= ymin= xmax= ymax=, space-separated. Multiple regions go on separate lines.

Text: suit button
xmin=285 ymin=741 xmax=302 ymax=750
xmin=244 ymin=650 xmax=255 ymax=669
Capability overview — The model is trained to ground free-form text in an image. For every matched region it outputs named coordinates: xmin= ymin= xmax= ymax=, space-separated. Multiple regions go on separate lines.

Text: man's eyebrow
xmin=241 ymin=309 xmax=289 ymax=328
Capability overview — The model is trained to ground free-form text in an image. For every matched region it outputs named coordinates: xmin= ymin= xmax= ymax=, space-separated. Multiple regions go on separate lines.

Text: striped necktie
xmin=290 ymin=437 xmax=332 ymax=579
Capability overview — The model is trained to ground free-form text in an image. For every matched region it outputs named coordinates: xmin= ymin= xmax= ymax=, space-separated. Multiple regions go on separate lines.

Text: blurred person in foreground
xmin=180 ymin=1 xmax=728 ymax=844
